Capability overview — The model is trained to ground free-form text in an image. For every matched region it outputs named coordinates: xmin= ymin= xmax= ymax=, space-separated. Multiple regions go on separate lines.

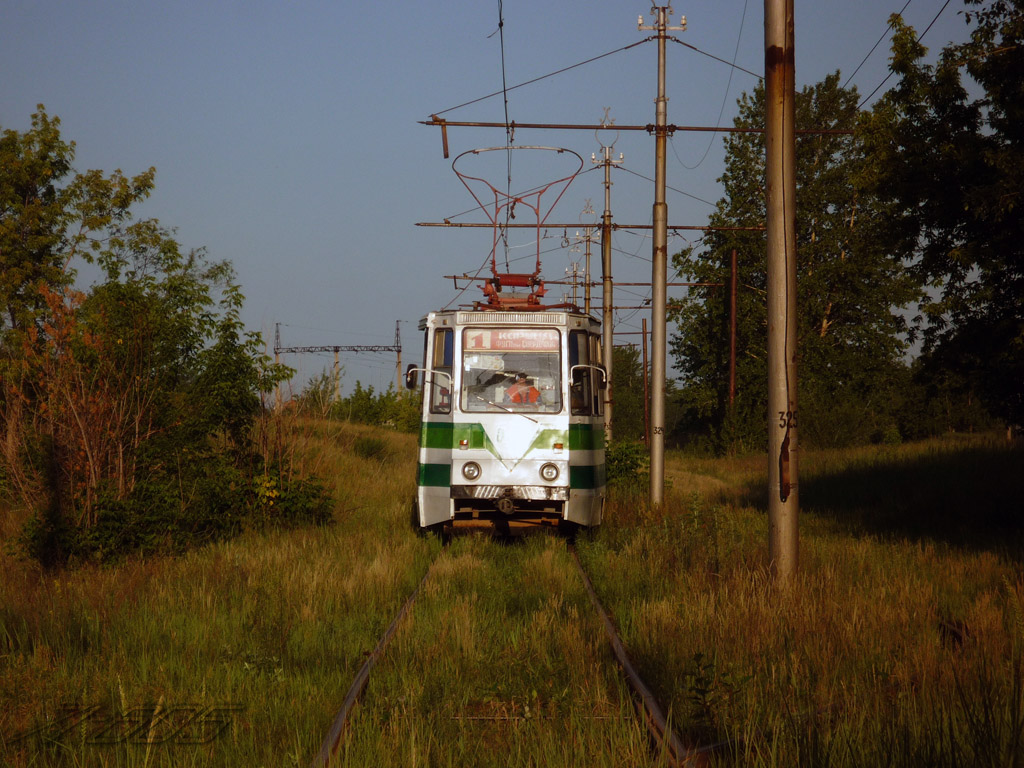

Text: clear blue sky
xmin=1 ymin=0 xmax=971 ymax=395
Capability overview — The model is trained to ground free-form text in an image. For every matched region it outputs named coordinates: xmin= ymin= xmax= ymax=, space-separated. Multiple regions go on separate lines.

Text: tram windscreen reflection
xmin=461 ymin=328 xmax=562 ymax=413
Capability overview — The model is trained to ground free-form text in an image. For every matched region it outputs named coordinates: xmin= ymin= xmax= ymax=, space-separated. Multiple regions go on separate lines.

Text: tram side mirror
xmin=597 ymin=367 xmax=608 ymax=390
xmin=405 ymin=363 xmax=419 ymax=390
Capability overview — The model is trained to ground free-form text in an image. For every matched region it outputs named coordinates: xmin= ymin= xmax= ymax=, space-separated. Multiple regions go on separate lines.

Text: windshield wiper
xmin=470 ymin=392 xmax=538 ymax=424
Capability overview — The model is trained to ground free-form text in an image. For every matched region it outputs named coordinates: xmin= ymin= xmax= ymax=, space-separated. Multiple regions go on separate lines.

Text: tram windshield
xmin=461 ymin=328 xmax=561 ymax=413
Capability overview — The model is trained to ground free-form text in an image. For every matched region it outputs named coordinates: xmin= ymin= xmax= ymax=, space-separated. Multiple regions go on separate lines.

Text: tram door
xmin=567 ymin=328 xmax=606 ymax=525
xmin=568 ymin=330 xmax=603 ymax=417
xmin=417 ymin=324 xmax=455 ymax=526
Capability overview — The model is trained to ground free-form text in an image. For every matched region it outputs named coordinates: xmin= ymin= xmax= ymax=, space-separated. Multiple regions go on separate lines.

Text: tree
xmin=860 ymin=2 xmax=1024 ymax=428
xmin=610 ymin=345 xmax=647 ymax=443
xmin=0 ymin=107 xmax=321 ymax=565
xmin=0 ymin=107 xmax=156 ymax=338
xmin=298 ymin=366 xmax=344 ymax=418
xmin=671 ymin=75 xmax=920 ymax=452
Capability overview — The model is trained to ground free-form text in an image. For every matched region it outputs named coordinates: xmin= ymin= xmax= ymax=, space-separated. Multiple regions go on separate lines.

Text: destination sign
xmin=464 ymin=328 xmax=559 ymax=351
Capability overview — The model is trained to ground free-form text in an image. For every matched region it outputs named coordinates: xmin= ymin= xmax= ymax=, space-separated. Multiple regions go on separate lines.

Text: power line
xmin=430 ymin=28 xmax=763 ymax=120
xmin=857 ymin=0 xmax=955 ymax=109
xmin=842 ymin=0 xmax=915 ymax=89
xmin=496 ymin=0 xmax=513 ymax=270
xmin=672 ymin=0 xmax=752 ymax=171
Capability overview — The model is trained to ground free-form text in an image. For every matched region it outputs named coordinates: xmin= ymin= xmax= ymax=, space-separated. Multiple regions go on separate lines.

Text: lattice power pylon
xmin=273 ymin=321 xmax=402 ymax=407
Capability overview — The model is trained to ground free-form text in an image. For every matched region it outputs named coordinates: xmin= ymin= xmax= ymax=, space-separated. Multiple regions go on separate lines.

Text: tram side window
xmin=430 ymin=328 xmax=453 ymax=414
xmin=569 ymin=330 xmax=593 ymax=416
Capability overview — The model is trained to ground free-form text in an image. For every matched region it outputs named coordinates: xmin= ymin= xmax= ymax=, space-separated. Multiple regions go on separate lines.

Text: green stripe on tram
xmin=417 ymin=463 xmax=451 ymax=487
xmin=418 ymin=421 xmax=605 ymax=489
xmin=570 ymin=464 xmax=607 ymax=490
xmin=419 ymin=422 xmax=496 ymax=452
xmin=420 ymin=422 xmax=604 ymax=452
xmin=569 ymin=423 xmax=605 ymax=451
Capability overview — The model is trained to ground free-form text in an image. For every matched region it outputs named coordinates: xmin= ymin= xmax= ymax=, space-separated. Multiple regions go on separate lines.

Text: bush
xmin=605 ymin=440 xmax=649 ymax=488
xmin=18 ymin=451 xmax=333 ymax=565
xmin=298 ymin=375 xmax=422 ymax=434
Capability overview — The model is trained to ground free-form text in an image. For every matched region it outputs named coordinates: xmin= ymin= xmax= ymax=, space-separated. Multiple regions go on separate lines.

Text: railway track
xmin=310 ymin=536 xmax=707 ymax=767
xmin=567 ymin=542 xmax=701 ymax=767
xmin=309 ymin=550 xmax=442 ymax=767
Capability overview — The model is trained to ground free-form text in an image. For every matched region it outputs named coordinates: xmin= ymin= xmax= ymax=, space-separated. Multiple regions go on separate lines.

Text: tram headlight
xmin=540 ymin=463 xmax=559 ymax=482
xmin=462 ymin=461 xmax=482 ymax=481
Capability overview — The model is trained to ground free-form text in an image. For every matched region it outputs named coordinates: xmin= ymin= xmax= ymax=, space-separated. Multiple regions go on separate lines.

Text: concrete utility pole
xmin=566 ymin=260 xmax=583 ymax=307
xmin=394 ymin=320 xmax=403 ymax=396
xmin=639 ymin=5 xmax=686 ymax=507
xmin=573 ymin=201 xmax=596 ymax=315
xmin=765 ymin=0 xmax=799 ymax=580
xmin=275 ymin=323 xmax=283 ymax=410
xmin=729 ymin=250 xmax=738 ymax=408
xmin=594 ymin=141 xmax=623 ymax=442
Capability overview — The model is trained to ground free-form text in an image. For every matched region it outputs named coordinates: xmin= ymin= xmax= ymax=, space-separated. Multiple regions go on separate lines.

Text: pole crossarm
xmin=418 ymin=221 xmax=764 ymax=232
xmin=444 ymin=275 xmax=722 ymax=288
xmin=422 ymin=117 xmax=852 ymax=135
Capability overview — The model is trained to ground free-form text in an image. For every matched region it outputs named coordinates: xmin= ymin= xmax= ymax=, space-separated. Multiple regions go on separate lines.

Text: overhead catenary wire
xmin=669 ymin=35 xmax=763 ymax=80
xmin=615 ymin=164 xmax=718 ymax=207
xmin=430 ymin=40 xmax=653 ymax=118
xmin=429 ymin=34 xmax=763 ymax=119
xmin=495 ymin=0 xmax=513 ymax=270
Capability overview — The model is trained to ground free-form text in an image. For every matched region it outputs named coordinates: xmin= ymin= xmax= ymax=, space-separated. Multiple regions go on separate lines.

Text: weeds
xmin=352 ymin=436 xmax=391 ymax=463
xmin=1 ymin=427 xmax=1020 ymax=766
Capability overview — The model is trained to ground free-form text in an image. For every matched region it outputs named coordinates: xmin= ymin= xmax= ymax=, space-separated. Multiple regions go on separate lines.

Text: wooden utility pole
xmin=765 ymin=0 xmax=799 ymax=580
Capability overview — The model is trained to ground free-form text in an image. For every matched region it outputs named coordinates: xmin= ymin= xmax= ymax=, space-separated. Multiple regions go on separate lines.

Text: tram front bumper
xmin=451 ymin=484 xmax=569 ymax=502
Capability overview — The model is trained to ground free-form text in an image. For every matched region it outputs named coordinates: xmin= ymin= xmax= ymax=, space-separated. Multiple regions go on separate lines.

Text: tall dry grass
xmin=2 ymin=423 xmax=1021 ymax=766
xmin=582 ymin=432 xmax=1024 ymax=766
xmin=0 ymin=417 xmax=434 ymax=767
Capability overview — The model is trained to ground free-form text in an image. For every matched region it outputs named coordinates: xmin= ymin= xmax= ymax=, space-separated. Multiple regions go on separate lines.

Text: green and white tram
xmin=407 ymin=308 xmax=606 ymax=534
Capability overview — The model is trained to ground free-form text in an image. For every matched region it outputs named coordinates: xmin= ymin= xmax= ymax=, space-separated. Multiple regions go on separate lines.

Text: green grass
xmin=1 ymin=424 xmax=1021 ymax=766
xmin=338 ymin=535 xmax=661 ymax=767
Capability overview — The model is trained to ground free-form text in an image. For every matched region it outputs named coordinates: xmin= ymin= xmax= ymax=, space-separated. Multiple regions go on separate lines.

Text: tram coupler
xmin=496 ymin=491 xmax=516 ymax=516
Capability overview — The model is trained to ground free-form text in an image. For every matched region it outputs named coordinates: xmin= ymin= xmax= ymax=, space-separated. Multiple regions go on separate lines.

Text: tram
xmin=407 ymin=145 xmax=607 ymax=534
xmin=407 ymin=308 xmax=606 ymax=534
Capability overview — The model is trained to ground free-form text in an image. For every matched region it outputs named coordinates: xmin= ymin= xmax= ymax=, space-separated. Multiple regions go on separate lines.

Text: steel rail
xmin=310 ymin=552 xmax=441 ymax=768
xmin=569 ymin=542 xmax=698 ymax=767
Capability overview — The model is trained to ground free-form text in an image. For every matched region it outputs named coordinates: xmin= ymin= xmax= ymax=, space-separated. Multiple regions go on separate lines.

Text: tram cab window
xmin=590 ymin=332 xmax=605 ymax=416
xmin=569 ymin=330 xmax=604 ymax=416
xmin=461 ymin=328 xmax=561 ymax=413
xmin=430 ymin=328 xmax=453 ymax=414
